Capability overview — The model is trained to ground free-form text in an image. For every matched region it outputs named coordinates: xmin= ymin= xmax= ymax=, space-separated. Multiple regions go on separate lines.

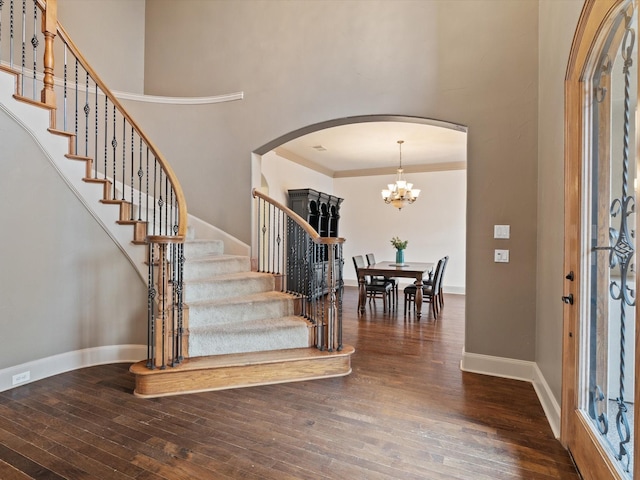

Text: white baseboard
xmin=342 ymin=279 xmax=465 ymax=294
xmin=0 ymin=344 xmax=146 ymax=393
xmin=460 ymin=349 xmax=561 ymax=438
xmin=532 ymin=363 xmax=561 ymax=438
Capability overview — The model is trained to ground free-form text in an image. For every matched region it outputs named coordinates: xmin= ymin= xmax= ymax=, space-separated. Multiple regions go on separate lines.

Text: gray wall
xmin=142 ymin=0 xmax=540 ymax=361
xmin=58 ymin=0 xmax=146 ymax=94
xmin=537 ymin=0 xmax=584 ymax=400
xmin=0 ymin=108 xmax=147 ymax=370
xmin=42 ymin=0 xmax=588 ymax=407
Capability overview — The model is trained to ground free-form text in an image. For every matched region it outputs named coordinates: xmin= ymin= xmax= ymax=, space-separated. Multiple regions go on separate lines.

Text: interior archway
xmin=252 ymin=114 xmax=468 ymax=297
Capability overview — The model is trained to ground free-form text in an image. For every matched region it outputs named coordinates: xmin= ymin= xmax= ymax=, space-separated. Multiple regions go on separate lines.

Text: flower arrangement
xmin=390 ymin=236 xmax=408 ymax=250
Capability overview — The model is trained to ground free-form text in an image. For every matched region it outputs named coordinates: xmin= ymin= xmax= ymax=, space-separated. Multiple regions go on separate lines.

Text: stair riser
xmin=184 ymin=241 xmax=225 ymax=258
xmin=130 ymin=346 xmax=354 ymax=398
xmin=184 ymin=257 xmax=251 ymax=280
xmin=189 ymin=298 xmax=296 ymax=328
xmin=185 ymin=276 xmax=275 ymax=303
xmin=188 ymin=324 xmax=311 ymax=357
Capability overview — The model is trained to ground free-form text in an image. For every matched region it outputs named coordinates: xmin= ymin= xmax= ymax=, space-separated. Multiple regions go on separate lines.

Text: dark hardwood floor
xmin=0 ymin=287 xmax=579 ymax=479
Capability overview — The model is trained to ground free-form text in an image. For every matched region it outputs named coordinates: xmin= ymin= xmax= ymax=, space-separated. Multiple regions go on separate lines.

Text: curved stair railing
xmin=0 ymin=0 xmax=186 ymax=369
xmin=253 ymin=189 xmax=344 ymax=352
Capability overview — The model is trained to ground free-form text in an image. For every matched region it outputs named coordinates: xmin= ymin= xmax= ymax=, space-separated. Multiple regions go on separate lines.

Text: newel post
xmin=41 ymin=0 xmax=57 ymax=107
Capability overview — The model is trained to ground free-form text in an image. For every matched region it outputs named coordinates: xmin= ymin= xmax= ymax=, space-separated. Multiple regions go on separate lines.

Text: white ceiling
xmin=276 ymin=121 xmax=468 ymax=174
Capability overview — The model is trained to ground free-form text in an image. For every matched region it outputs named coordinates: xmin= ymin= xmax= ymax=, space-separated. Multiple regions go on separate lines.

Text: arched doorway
xmin=252 ymin=114 xmax=467 ymax=300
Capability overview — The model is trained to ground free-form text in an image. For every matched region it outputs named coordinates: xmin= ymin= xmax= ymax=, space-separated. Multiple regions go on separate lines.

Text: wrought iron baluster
xmin=130 ymin=126 xmax=134 ymax=214
xmin=270 ymin=202 xmax=274 ymax=272
xmin=103 ymin=96 xmax=107 ymax=179
xmin=0 ymin=1 xmax=4 ymax=64
xmin=9 ymin=0 xmax=14 ymax=69
xmin=163 ymin=175 xmax=168 ymax=235
xmin=74 ymin=57 xmax=78 ymax=153
xmin=94 ymin=82 xmax=98 ymax=178
xmin=83 ymin=71 xmax=89 ymax=156
xmin=121 ymin=118 xmax=126 ymax=201
xmin=138 ymin=138 xmax=143 ymax=221
xmin=111 ymin=104 xmax=117 ymax=199
xmin=63 ymin=46 xmax=67 ymax=130
xmin=30 ymin=0 xmax=37 ymax=99
xmin=170 ymin=188 xmax=175 ymax=239
xmin=20 ymin=0 xmax=24 ymax=92
xmin=145 ymin=148 xmax=149 ymax=225
xmin=337 ymin=244 xmax=344 ymax=351
xmin=276 ymin=208 xmax=282 ymax=276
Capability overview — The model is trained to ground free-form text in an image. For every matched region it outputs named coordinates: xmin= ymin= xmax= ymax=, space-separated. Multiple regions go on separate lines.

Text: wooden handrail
xmin=35 ymin=0 xmax=186 ymax=239
xmin=252 ymin=188 xmax=345 ymax=245
xmin=55 ymin=23 xmax=188 ymax=239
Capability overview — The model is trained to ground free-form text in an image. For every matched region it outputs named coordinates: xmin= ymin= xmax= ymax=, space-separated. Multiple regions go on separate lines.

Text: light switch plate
xmin=494 ymin=225 xmax=510 ymax=239
xmin=494 ymin=249 xmax=510 ymax=263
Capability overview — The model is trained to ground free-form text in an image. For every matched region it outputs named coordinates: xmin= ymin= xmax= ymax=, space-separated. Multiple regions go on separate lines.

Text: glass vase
xmin=395 ymin=249 xmax=405 ymax=265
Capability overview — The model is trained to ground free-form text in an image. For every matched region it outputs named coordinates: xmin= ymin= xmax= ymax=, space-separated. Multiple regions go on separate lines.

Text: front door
xmin=563 ymin=1 xmax=639 ymax=479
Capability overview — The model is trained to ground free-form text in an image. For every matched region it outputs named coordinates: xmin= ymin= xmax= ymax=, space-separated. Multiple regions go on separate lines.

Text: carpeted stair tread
xmin=183 ymin=254 xmax=251 ymax=280
xmin=188 ymin=291 xmax=297 ymax=327
xmin=188 ymin=316 xmax=312 ymax=357
xmin=184 ymin=271 xmax=275 ymax=302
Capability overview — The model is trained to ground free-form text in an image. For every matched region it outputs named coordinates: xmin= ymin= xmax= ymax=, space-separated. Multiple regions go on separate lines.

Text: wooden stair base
xmin=129 ymin=344 xmax=355 ymax=398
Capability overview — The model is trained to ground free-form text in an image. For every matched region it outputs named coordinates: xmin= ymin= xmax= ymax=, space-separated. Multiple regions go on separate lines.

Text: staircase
xmin=1 ymin=0 xmax=353 ymax=398
xmin=130 ymin=237 xmax=353 ymax=398
xmin=184 ymin=240 xmax=311 ymax=357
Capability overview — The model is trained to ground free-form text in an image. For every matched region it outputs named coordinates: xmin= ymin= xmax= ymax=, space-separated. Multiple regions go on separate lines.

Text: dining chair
xmin=403 ymin=257 xmax=445 ymax=318
xmin=437 ymin=256 xmax=449 ymax=309
xmin=353 ymin=255 xmax=393 ymax=312
xmin=365 ymin=253 xmax=397 ymax=308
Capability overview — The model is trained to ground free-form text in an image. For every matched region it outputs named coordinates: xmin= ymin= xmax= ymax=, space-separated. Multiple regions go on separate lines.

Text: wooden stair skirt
xmin=130 ymin=344 xmax=355 ymax=398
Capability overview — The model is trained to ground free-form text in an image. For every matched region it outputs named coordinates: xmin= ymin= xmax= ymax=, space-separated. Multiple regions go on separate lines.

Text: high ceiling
xmin=275 ymin=121 xmax=468 ymax=176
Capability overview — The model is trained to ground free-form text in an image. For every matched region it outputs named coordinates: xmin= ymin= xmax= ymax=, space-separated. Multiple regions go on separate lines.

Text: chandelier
xmin=381 ymin=140 xmax=421 ymax=210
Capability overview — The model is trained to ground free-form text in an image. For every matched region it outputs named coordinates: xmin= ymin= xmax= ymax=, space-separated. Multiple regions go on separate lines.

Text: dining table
xmin=357 ymin=261 xmax=434 ymax=318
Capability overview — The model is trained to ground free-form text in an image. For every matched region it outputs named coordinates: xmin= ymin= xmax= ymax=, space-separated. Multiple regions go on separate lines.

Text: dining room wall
xmin=260 ymin=150 xmax=334 ymax=208
xmin=260 ymin=151 xmax=466 ymax=294
xmin=335 ymin=171 xmax=466 ymax=293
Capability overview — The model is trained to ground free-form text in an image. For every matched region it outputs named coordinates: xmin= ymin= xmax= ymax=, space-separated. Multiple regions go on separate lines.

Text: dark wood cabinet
xmin=287 ymin=189 xmax=343 ymax=297
xmin=288 ymin=188 xmax=343 ymax=238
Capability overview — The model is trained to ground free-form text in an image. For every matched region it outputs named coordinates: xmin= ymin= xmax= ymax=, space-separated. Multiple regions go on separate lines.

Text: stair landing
xmin=130 ymin=344 xmax=354 ymax=398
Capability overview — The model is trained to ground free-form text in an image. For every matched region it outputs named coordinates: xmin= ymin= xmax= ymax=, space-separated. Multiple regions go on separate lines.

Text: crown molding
xmin=334 ymin=161 xmax=467 ymax=178
xmin=274 ymin=147 xmax=335 ymax=177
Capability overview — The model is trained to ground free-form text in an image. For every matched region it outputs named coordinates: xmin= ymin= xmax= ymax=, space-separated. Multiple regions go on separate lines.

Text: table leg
xmin=415 ymin=276 xmax=423 ymax=318
xmin=358 ymin=275 xmax=366 ymax=314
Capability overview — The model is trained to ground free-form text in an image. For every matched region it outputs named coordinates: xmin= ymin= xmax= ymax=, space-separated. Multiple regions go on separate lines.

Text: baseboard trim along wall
xmin=342 ymin=279 xmax=465 ymax=295
xmin=0 ymin=345 xmax=146 ymax=393
xmin=460 ymin=349 xmax=561 ymax=439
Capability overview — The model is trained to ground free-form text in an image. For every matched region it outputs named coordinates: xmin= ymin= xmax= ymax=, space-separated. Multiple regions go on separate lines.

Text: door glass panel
xmin=584 ymin=2 xmax=637 ymax=477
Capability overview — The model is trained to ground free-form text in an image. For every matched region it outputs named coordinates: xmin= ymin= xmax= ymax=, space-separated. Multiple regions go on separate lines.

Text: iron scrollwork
xmin=591 ymin=9 xmax=636 ymax=474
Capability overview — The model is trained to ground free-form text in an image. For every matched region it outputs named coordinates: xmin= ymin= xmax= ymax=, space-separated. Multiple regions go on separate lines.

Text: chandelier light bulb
xmin=381 ymin=140 xmax=420 ymax=210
